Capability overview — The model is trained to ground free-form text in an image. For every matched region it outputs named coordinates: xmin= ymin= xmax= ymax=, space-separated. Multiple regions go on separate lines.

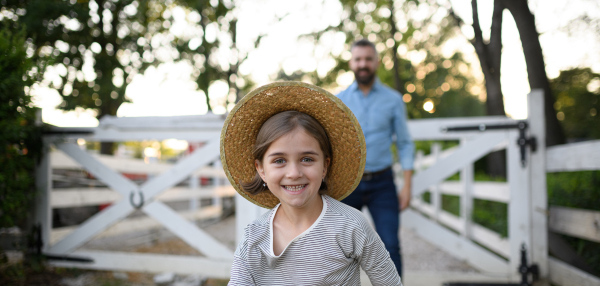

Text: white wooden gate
xmin=32 ymin=91 xmax=600 ymax=285
xmin=401 ymin=90 xmax=547 ymax=280
xmin=33 ymin=114 xmax=234 ymax=278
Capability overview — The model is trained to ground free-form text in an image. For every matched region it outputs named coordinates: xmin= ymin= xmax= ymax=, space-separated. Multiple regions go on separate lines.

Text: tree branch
xmin=388 ymin=1 xmax=404 ymax=94
xmin=489 ymin=0 xmax=504 ymax=74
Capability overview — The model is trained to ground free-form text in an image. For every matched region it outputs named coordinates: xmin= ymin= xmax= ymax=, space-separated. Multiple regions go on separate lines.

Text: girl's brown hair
xmin=241 ymin=111 xmax=333 ymax=195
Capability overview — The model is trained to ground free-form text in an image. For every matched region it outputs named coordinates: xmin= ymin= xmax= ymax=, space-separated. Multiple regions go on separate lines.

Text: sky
xmin=31 ymin=0 xmax=600 ymax=128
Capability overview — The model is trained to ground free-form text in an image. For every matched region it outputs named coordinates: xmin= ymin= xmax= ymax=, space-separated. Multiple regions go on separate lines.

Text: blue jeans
xmin=341 ymin=168 xmax=402 ymax=277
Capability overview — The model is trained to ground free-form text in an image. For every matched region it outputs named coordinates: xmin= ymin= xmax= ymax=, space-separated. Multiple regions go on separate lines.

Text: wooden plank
xmin=139 ymin=140 xmax=221 ymax=200
xmin=460 ymin=138 xmax=474 ymax=239
xmin=412 ymin=202 xmax=510 ymax=258
xmin=98 ymin=114 xmax=226 ymax=129
xmin=50 ymin=206 xmax=222 ymax=244
xmin=546 ymin=140 xmax=600 ymax=172
xmin=51 ymin=189 xmax=121 ymax=208
xmin=507 ymin=130 xmax=531 ymax=276
xmin=235 ymin=195 xmax=268 ymax=245
xmin=56 ymin=143 xmax=137 ymax=197
xmin=48 ymin=199 xmax=134 ymax=254
xmin=549 ymin=206 xmax=600 ymax=243
xmin=548 ymin=257 xmax=600 ymax=286
xmin=402 ymin=209 xmax=511 ymax=274
xmin=438 ymin=210 xmax=464 ymax=233
xmin=411 ymin=198 xmax=436 ymax=218
xmin=528 ymin=89 xmax=549 ymax=276
xmin=51 ymin=151 xmax=228 ymax=178
xmin=90 ymin=130 xmax=222 ymax=142
xmin=437 ymin=182 xmax=510 ymax=203
xmin=471 ymin=224 xmax=510 ymax=258
xmin=408 ymin=116 xmax=518 ymax=141
xmin=34 ymin=139 xmax=52 ymax=252
xmin=471 ymin=182 xmax=510 ymax=202
xmin=51 ymin=186 xmax=236 ymax=208
xmin=416 ymin=145 xmax=457 ymax=168
xmin=49 ymin=250 xmax=232 ymax=278
xmin=412 ymin=133 xmax=508 ymax=197
xmin=431 ymin=143 xmax=441 ymax=221
xmin=143 ymin=201 xmax=233 ymax=259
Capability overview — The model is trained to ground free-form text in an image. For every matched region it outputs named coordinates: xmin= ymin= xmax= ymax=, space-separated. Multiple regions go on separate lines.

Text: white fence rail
xmin=34 ymin=114 xmax=236 ymax=278
xmin=34 ymin=92 xmax=600 ymax=285
xmin=545 ymin=139 xmax=600 ymax=285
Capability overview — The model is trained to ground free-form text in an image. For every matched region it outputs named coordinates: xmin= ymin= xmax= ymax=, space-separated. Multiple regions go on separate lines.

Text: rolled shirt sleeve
xmin=393 ymin=96 xmax=415 ymax=171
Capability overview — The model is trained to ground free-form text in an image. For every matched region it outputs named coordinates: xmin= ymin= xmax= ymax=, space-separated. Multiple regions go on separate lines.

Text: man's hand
xmin=399 ymin=170 xmax=413 ymax=211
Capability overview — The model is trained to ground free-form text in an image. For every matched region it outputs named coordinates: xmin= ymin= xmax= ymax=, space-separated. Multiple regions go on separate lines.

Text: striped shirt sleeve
xmin=228 ymin=232 xmax=256 ymax=285
xmin=355 ymin=213 xmax=403 ymax=285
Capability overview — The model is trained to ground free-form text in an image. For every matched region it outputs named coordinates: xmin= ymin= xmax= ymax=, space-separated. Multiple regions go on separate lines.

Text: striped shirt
xmin=229 ymin=195 xmax=402 ymax=285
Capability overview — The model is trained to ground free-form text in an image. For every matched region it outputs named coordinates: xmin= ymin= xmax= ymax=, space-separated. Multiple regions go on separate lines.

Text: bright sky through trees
xmin=29 ymin=0 xmax=600 ymax=127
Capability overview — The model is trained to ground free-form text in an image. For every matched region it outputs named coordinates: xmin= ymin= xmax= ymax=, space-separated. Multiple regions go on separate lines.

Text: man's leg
xmin=366 ymin=169 xmax=402 ymax=277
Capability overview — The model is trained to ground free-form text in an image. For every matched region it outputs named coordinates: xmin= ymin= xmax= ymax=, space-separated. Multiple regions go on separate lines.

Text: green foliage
xmin=472 ymin=199 xmax=508 ymax=237
xmin=548 ymin=171 xmax=600 ymax=275
xmin=550 ymin=68 xmax=600 ymax=140
xmin=295 ymin=0 xmax=485 ymax=118
xmin=0 ymin=25 xmax=43 ymax=228
xmin=548 ymin=171 xmax=600 ymax=211
xmin=2 ymin=0 xmax=249 ymax=120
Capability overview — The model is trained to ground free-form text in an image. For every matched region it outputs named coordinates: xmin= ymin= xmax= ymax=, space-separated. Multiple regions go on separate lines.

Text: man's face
xmin=349 ymin=45 xmax=379 ymax=85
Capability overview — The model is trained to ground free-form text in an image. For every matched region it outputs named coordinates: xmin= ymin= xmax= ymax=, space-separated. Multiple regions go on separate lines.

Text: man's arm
xmin=399 ymin=170 xmax=413 ymax=211
xmin=392 ymin=96 xmax=415 ymax=212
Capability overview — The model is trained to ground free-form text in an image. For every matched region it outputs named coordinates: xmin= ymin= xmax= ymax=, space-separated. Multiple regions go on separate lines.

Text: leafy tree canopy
xmin=288 ymin=0 xmax=485 ymax=119
xmin=0 ymin=25 xmax=43 ymax=228
xmin=1 ymin=0 xmax=251 ymax=120
xmin=550 ymin=68 xmax=600 ymax=140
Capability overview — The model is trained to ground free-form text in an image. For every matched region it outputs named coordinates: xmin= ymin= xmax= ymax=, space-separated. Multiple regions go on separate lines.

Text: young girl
xmin=220 ymin=82 xmax=402 ymax=285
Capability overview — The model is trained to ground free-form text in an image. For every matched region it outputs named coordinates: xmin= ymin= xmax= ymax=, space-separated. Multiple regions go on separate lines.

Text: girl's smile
xmin=255 ymin=127 xmax=329 ymax=210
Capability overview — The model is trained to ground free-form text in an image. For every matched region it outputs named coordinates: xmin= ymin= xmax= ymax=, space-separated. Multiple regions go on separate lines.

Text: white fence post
xmin=34 ymin=138 xmax=52 ymax=252
xmin=460 ymin=138 xmax=474 ymax=239
xmin=213 ymin=160 xmax=223 ymax=210
xmin=189 ymin=173 xmax=199 ymax=212
xmin=528 ymin=89 xmax=548 ymax=278
xmin=235 ymin=195 xmax=268 ymax=245
xmin=508 ymin=128 xmax=532 ymax=278
xmin=430 ymin=143 xmax=441 ymax=222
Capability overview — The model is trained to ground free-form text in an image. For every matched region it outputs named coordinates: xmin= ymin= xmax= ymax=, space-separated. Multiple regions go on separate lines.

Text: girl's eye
xmin=302 ymin=157 xmax=314 ymax=162
xmin=274 ymin=158 xmax=286 ymax=164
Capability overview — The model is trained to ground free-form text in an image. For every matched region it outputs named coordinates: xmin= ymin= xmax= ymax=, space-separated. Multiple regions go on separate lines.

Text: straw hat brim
xmin=220 ymin=81 xmax=366 ymax=209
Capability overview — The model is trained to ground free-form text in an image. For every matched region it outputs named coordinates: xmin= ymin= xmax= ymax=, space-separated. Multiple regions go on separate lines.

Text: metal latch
xmin=442 ymin=120 xmax=537 ymax=167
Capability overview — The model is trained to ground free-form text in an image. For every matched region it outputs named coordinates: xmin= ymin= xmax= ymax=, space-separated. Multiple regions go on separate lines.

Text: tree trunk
xmin=503 ymin=0 xmax=566 ymax=146
xmin=471 ymin=0 xmax=507 ymax=178
xmin=98 ymin=103 xmax=118 ymax=155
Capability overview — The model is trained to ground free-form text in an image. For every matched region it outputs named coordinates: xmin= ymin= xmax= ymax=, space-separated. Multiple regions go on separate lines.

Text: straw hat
xmin=220 ymin=81 xmax=366 ymax=209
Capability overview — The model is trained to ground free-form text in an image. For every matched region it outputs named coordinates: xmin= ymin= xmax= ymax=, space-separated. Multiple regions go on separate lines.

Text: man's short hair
xmin=351 ymin=39 xmax=377 ymax=54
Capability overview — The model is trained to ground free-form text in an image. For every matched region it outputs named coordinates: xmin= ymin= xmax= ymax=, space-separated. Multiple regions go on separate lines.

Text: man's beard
xmin=354 ymin=68 xmax=375 ymax=85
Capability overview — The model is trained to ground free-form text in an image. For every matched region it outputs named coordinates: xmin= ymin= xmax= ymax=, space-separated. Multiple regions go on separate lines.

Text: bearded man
xmin=336 ymin=39 xmax=415 ymax=278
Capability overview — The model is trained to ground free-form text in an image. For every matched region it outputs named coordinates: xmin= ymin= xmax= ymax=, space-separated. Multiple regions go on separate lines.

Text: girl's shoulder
xmin=244 ymin=207 xmax=276 ymax=230
xmin=323 ymin=195 xmax=372 ymax=229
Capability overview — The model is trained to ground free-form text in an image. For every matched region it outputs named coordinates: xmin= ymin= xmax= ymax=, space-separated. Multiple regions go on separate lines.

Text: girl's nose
xmin=286 ymin=162 xmax=303 ymax=178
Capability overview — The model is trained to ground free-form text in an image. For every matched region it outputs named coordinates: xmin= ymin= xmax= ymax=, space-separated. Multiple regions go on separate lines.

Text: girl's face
xmin=255 ymin=127 xmax=329 ymax=210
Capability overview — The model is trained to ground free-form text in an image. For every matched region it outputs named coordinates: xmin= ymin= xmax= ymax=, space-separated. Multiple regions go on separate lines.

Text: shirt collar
xmin=350 ymin=77 xmax=381 ymax=94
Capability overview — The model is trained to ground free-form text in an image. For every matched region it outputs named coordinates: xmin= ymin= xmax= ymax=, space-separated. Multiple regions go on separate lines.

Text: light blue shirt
xmin=337 ymin=78 xmax=414 ymax=172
